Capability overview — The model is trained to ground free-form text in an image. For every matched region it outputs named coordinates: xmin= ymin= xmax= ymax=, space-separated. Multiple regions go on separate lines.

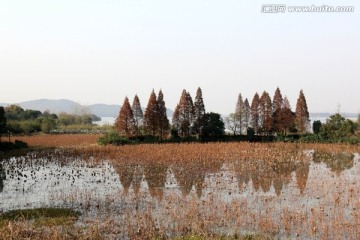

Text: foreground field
xmin=12 ymin=134 xmax=101 ymax=148
xmin=1 ymin=134 xmax=360 ymax=239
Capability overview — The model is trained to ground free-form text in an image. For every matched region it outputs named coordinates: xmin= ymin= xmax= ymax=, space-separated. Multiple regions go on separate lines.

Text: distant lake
xmin=94 ymin=117 xmax=116 ymax=126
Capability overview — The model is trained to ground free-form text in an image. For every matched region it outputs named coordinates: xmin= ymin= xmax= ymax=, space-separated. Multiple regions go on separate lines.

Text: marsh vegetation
xmin=1 ymin=137 xmax=360 ymax=239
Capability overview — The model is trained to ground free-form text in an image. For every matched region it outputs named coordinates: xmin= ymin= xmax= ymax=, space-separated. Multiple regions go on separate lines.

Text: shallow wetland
xmin=1 ymin=141 xmax=360 ymax=239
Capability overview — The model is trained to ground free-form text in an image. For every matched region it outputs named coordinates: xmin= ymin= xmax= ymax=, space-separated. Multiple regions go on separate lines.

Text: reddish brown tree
xmin=144 ymin=90 xmax=159 ymax=136
xmin=272 ymin=91 xmax=295 ymax=134
xmin=115 ymin=97 xmax=137 ymax=137
xmin=272 ymin=87 xmax=283 ymax=113
xmin=250 ymin=93 xmax=260 ymax=133
xmin=193 ymin=87 xmax=205 ymax=134
xmin=172 ymin=104 xmax=181 ymax=131
xmin=259 ymin=91 xmax=273 ymax=134
xmin=157 ymin=90 xmax=170 ymax=140
xmin=295 ymin=90 xmax=310 ymax=133
xmin=283 ymin=96 xmax=291 ymax=109
xmin=235 ymin=93 xmax=245 ymax=134
xmin=175 ymin=90 xmax=195 ymax=137
xmin=273 ymin=107 xmax=295 ymax=134
xmin=132 ymin=94 xmax=143 ymax=135
xmin=243 ymin=98 xmax=251 ymax=131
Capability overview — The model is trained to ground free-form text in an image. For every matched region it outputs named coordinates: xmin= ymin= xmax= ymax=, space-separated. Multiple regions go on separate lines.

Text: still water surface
xmin=1 ymin=151 xmax=359 ymax=239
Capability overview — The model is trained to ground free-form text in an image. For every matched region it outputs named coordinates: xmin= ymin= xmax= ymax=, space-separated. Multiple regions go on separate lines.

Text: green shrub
xmin=298 ymin=134 xmax=323 ymax=143
xmin=97 ymin=131 xmax=130 ymax=145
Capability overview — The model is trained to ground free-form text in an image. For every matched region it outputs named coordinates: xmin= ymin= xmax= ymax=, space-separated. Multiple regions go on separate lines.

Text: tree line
xmin=0 ymin=105 xmax=101 ymax=135
xmin=226 ymin=88 xmax=310 ymax=136
xmin=115 ymin=88 xmax=223 ymax=140
xmin=113 ymin=87 xmax=313 ymax=143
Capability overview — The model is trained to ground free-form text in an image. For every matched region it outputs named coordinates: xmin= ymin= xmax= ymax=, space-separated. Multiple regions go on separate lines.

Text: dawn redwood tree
xmin=193 ymin=87 xmax=206 ymax=134
xmin=235 ymin=93 xmax=245 ymax=134
xmin=243 ymin=98 xmax=251 ymax=132
xmin=144 ymin=90 xmax=159 ymax=136
xmin=295 ymin=90 xmax=310 ymax=134
xmin=259 ymin=91 xmax=273 ymax=135
xmin=283 ymin=96 xmax=291 ymax=109
xmin=132 ymin=94 xmax=143 ymax=135
xmin=115 ymin=97 xmax=137 ymax=137
xmin=273 ymin=93 xmax=295 ymax=134
xmin=176 ymin=90 xmax=195 ymax=137
xmin=273 ymin=107 xmax=295 ymax=135
xmin=272 ymin=87 xmax=283 ymax=114
xmin=172 ymin=104 xmax=181 ymax=131
xmin=250 ymin=93 xmax=260 ymax=134
xmin=157 ymin=90 xmax=170 ymax=140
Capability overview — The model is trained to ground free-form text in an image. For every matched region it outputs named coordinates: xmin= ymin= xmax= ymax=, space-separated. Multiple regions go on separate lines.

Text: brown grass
xmin=12 ymin=134 xmax=101 ymax=148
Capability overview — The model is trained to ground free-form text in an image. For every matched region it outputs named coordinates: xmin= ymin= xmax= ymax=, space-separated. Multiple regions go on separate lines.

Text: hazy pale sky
xmin=1 ymin=0 xmax=359 ymax=114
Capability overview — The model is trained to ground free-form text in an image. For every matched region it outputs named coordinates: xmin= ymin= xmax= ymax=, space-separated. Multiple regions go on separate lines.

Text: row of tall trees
xmin=115 ymin=90 xmax=170 ymax=139
xmin=226 ymin=88 xmax=310 ymax=135
xmin=172 ymin=88 xmax=205 ymax=137
xmin=115 ymin=87 xmax=310 ymax=139
xmin=116 ymin=87 xmax=211 ymax=139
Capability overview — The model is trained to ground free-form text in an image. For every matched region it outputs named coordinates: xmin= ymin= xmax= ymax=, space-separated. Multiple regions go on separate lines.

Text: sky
xmin=0 ymin=0 xmax=359 ymax=114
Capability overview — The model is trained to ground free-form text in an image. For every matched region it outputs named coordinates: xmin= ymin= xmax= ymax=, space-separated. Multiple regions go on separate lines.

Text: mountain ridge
xmin=0 ymin=99 xmax=174 ymax=118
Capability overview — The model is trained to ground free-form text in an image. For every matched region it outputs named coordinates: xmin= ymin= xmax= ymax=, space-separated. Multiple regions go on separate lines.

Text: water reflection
xmin=0 ymin=151 xmax=360 ymax=239
xmin=313 ymin=151 xmax=354 ymax=174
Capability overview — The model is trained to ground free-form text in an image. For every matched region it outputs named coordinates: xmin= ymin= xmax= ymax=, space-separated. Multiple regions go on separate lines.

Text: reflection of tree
xmin=0 ymin=162 xmax=5 ymax=192
xmin=174 ymin=166 xmax=204 ymax=197
xmin=116 ymin=164 xmax=136 ymax=193
xmin=273 ymin=175 xmax=283 ymax=196
xmin=233 ymin=158 xmax=306 ymax=195
xmin=272 ymin=161 xmax=296 ymax=195
xmin=113 ymin=154 xmax=314 ymax=198
xmin=131 ymin=166 xmax=143 ymax=194
xmin=313 ymin=151 xmax=354 ymax=175
xmin=144 ymin=164 xmax=167 ymax=198
xmin=259 ymin=162 xmax=272 ymax=192
xmin=295 ymin=163 xmax=310 ymax=194
xmin=174 ymin=162 xmax=221 ymax=197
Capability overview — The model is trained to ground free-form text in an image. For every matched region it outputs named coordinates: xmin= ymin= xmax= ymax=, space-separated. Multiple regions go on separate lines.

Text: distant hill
xmin=0 ymin=99 xmax=174 ymax=118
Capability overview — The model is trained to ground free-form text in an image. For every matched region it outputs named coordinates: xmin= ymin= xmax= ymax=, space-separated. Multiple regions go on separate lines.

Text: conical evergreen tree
xmin=235 ymin=93 xmax=245 ymax=134
xmin=177 ymin=89 xmax=195 ymax=137
xmin=115 ymin=97 xmax=137 ymax=136
xmin=272 ymin=87 xmax=283 ymax=113
xmin=295 ymin=90 xmax=310 ymax=133
xmin=283 ymin=96 xmax=291 ymax=109
xmin=157 ymin=90 xmax=170 ymax=140
xmin=243 ymin=98 xmax=251 ymax=131
xmin=250 ymin=93 xmax=260 ymax=133
xmin=172 ymin=104 xmax=181 ymax=131
xmin=194 ymin=87 xmax=205 ymax=134
xmin=144 ymin=90 xmax=159 ymax=136
xmin=259 ymin=91 xmax=273 ymax=134
xmin=273 ymin=95 xmax=295 ymax=134
xmin=132 ymin=94 xmax=143 ymax=135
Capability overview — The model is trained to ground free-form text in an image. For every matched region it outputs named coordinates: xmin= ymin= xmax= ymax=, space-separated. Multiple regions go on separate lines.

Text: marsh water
xmin=1 ymin=151 xmax=360 ymax=239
